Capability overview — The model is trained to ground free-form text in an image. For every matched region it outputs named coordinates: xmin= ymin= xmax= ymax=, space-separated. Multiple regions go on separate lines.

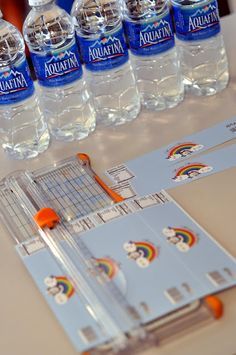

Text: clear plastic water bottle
xmin=0 ymin=10 xmax=50 ymax=159
xmin=123 ymin=1 xmax=184 ymax=111
xmin=71 ymin=0 xmax=141 ymax=127
xmin=23 ymin=0 xmax=96 ymax=141
xmin=171 ymin=0 xmax=229 ymax=96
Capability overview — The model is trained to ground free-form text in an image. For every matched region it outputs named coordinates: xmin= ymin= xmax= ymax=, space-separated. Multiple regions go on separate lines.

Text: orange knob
xmin=204 ymin=295 xmax=224 ymax=319
xmin=34 ymin=208 xmax=60 ymax=229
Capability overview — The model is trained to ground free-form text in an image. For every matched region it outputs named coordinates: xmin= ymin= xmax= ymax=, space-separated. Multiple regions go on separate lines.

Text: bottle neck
xmin=124 ymin=2 xmax=169 ymax=21
xmin=31 ymin=0 xmax=55 ymax=11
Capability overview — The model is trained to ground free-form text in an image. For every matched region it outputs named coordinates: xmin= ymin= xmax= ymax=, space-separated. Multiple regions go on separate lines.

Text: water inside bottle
xmin=0 ymin=19 xmax=50 ymax=159
xmin=23 ymin=2 xmax=96 ymax=141
xmin=72 ymin=0 xmax=141 ymax=126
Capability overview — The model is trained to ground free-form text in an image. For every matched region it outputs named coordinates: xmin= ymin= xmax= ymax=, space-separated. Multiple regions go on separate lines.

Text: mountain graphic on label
xmin=90 ymin=36 xmax=121 ymax=48
xmin=142 ymin=19 xmax=170 ymax=32
xmin=191 ymin=4 xmax=216 ymax=17
xmin=0 ymin=69 xmax=21 ymax=80
xmin=0 ymin=68 xmax=29 ymax=96
xmin=46 ymin=50 xmax=76 ymax=64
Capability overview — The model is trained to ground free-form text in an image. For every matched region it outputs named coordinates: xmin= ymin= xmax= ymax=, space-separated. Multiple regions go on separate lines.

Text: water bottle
xmin=171 ymin=0 xmax=229 ymax=96
xmin=71 ymin=0 xmax=141 ymax=127
xmin=23 ymin=0 xmax=96 ymax=141
xmin=0 ymin=10 xmax=50 ymax=159
xmin=123 ymin=0 xmax=184 ymax=111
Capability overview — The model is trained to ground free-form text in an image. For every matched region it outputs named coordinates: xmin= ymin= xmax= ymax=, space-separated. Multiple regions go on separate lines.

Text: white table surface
xmin=1 ymin=13 xmax=236 ymax=355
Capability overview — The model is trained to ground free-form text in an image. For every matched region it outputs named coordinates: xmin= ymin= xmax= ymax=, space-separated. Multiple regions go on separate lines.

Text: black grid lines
xmin=0 ymin=188 xmax=36 ymax=243
xmin=34 ymin=161 xmax=113 ymax=222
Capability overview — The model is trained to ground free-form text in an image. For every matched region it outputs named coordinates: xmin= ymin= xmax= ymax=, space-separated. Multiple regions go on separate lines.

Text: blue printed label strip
xmin=75 ymin=199 xmax=236 ymax=323
xmin=31 ymin=42 xmax=83 ymax=87
xmin=17 ymin=193 xmax=236 ymax=352
xmin=106 ymin=116 xmax=236 ymax=185
xmin=116 ymin=144 xmax=236 ymax=196
xmin=18 ymin=247 xmax=110 ymax=352
xmin=0 ymin=58 xmax=34 ymax=105
xmin=172 ymin=0 xmax=221 ymax=41
xmin=124 ymin=9 xmax=175 ymax=56
xmin=77 ymin=26 xmax=129 ymax=72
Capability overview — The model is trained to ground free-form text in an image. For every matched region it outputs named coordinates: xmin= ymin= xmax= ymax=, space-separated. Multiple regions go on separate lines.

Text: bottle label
xmin=0 ymin=58 xmax=34 ymax=105
xmin=172 ymin=0 xmax=221 ymax=41
xmin=31 ymin=42 xmax=83 ymax=87
xmin=77 ymin=27 xmax=129 ymax=72
xmin=124 ymin=11 xmax=175 ymax=56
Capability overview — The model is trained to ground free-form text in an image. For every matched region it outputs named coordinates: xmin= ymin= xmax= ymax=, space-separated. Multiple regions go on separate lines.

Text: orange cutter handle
xmin=94 ymin=175 xmax=124 ymax=203
xmin=77 ymin=153 xmax=124 ymax=203
xmin=34 ymin=208 xmax=60 ymax=229
xmin=204 ymin=295 xmax=223 ymax=319
xmin=77 ymin=153 xmax=91 ymax=163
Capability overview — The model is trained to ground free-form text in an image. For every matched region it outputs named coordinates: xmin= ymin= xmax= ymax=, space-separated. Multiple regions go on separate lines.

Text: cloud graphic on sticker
xmin=44 ymin=276 xmax=75 ymax=305
xmin=167 ymin=143 xmax=204 ymax=161
xmin=162 ymin=227 xmax=198 ymax=253
xmin=123 ymin=241 xmax=158 ymax=268
xmin=173 ymin=163 xmax=213 ymax=181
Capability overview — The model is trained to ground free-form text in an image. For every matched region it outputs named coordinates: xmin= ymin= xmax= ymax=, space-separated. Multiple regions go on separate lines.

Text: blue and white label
xmin=172 ymin=0 xmax=221 ymax=41
xmin=31 ymin=42 xmax=83 ymax=87
xmin=124 ymin=11 xmax=175 ymax=56
xmin=0 ymin=58 xmax=34 ymax=105
xmin=77 ymin=27 xmax=129 ymax=72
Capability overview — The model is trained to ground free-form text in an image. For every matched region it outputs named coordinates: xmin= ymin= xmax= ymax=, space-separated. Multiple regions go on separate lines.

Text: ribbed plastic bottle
xmin=71 ymin=0 xmax=141 ymax=126
xmin=123 ymin=0 xmax=184 ymax=111
xmin=171 ymin=0 xmax=229 ymax=96
xmin=0 ymin=10 xmax=50 ymax=159
xmin=23 ymin=0 xmax=96 ymax=141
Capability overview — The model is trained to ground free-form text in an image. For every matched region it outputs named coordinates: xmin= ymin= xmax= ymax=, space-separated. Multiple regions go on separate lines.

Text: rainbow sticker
xmin=123 ymin=241 xmax=158 ymax=268
xmin=162 ymin=227 xmax=198 ymax=252
xmin=96 ymin=258 xmax=119 ymax=279
xmin=167 ymin=143 xmax=204 ymax=161
xmin=134 ymin=242 xmax=158 ymax=262
xmin=44 ymin=275 xmax=75 ymax=304
xmin=55 ymin=276 xmax=75 ymax=297
xmin=173 ymin=163 xmax=213 ymax=182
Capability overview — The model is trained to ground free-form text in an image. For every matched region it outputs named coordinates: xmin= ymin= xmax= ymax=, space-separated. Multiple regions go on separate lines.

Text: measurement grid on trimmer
xmin=0 ymin=188 xmax=36 ymax=242
xmin=34 ymin=162 xmax=113 ymax=221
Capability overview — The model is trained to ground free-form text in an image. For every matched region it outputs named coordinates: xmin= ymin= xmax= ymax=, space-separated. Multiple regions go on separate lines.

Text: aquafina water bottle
xmin=171 ymin=0 xmax=229 ymax=96
xmin=0 ymin=10 xmax=50 ymax=159
xmin=71 ymin=0 xmax=141 ymax=126
xmin=123 ymin=0 xmax=184 ymax=111
xmin=23 ymin=0 xmax=96 ymax=141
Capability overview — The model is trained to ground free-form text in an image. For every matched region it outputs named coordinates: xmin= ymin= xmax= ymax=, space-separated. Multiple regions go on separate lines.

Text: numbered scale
xmin=0 ymin=152 xmax=235 ymax=354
